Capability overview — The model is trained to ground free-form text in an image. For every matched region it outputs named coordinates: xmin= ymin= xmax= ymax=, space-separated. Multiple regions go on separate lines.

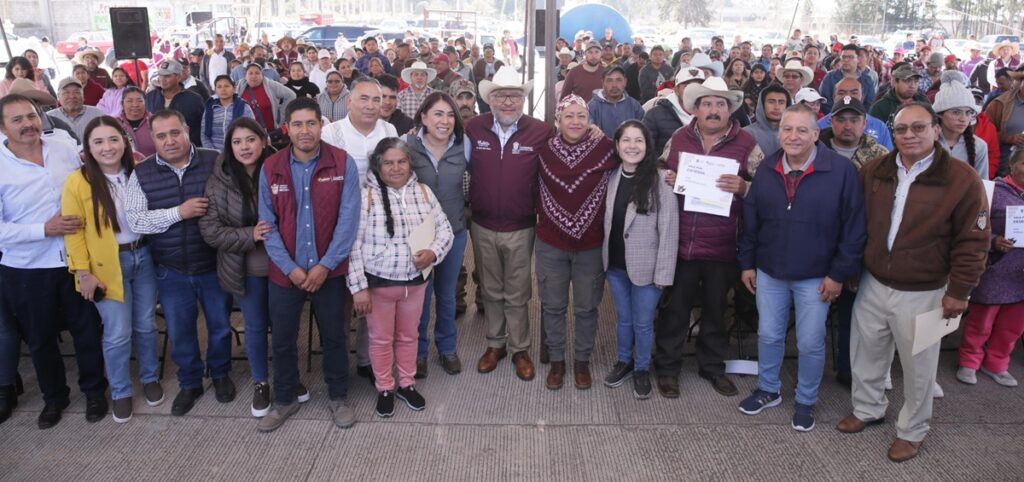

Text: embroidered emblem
xmin=977 ymin=210 xmax=988 ymax=230
xmin=270 ymin=184 xmax=290 ymax=195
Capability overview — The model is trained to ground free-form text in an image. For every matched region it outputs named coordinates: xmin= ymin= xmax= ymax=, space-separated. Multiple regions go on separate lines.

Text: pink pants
xmin=367 ymin=283 xmax=427 ymax=392
xmin=959 ymin=301 xmax=1024 ymax=372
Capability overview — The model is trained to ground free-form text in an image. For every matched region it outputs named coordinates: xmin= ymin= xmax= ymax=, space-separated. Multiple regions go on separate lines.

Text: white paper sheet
xmin=1006 ymin=205 xmax=1024 ymax=248
xmin=674 ymin=152 xmax=739 ymax=217
xmin=912 ymin=308 xmax=963 ymax=356
xmin=407 ymin=212 xmax=436 ymax=278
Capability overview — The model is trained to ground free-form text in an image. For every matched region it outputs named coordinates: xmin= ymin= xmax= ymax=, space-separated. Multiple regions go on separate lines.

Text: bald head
xmin=834 ymin=77 xmax=863 ymax=102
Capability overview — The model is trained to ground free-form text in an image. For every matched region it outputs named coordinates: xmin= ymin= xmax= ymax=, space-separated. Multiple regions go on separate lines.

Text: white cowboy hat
xmin=73 ymin=48 xmax=103 ymax=65
xmin=479 ymin=66 xmax=534 ymax=100
xmin=688 ymin=52 xmax=723 ymax=78
xmin=991 ymin=40 xmax=1020 ymax=57
xmin=400 ymin=61 xmax=437 ymax=84
xmin=557 ymin=47 xmax=574 ymax=57
xmin=775 ymin=58 xmax=814 ymax=87
xmin=682 ymin=77 xmax=744 ymax=113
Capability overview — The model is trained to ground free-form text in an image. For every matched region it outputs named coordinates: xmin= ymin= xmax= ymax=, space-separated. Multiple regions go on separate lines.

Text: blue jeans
xmin=418 ymin=230 xmax=467 ymax=358
xmin=755 ymin=269 xmax=830 ymax=406
xmin=0 ymin=268 xmax=20 ymax=387
xmin=154 ymin=265 xmax=233 ymax=390
xmin=94 ymin=246 xmax=160 ymax=400
xmin=607 ymin=268 xmax=662 ymax=371
xmin=236 ymin=276 xmax=270 ymax=382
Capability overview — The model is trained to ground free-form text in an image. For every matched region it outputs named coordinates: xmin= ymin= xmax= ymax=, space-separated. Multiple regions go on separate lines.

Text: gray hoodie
xmin=743 ymin=86 xmax=791 ymax=157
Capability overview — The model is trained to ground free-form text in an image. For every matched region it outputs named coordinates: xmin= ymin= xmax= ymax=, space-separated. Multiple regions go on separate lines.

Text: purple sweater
xmin=971 ymin=178 xmax=1024 ymax=305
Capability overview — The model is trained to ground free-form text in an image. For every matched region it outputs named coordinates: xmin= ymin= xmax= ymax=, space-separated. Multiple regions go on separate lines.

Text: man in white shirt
xmin=308 ymin=49 xmax=337 ymax=92
xmin=322 ymin=77 xmax=398 ymax=184
xmin=203 ymin=34 xmax=235 ymax=89
xmin=0 ymin=94 xmax=106 ymax=429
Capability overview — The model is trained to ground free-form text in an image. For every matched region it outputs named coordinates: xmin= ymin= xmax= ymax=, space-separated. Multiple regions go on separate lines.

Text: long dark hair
xmin=612 ymin=120 xmax=660 ymax=214
xmin=368 ymin=137 xmax=413 ymax=237
xmin=413 ymin=91 xmax=464 ymax=144
xmin=221 ymin=117 xmax=273 ymax=225
xmin=81 ymin=116 xmax=136 ymax=235
xmin=5 ymin=56 xmax=34 ymax=81
xmin=110 ymin=67 xmax=136 ymax=88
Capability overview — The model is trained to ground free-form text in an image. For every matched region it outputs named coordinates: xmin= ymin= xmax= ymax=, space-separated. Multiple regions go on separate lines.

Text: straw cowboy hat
xmin=991 ymin=40 xmax=1020 ymax=57
xmin=682 ymin=77 xmax=744 ymax=113
xmin=73 ymin=47 xmax=103 ymax=65
xmin=478 ymin=65 xmax=534 ymax=100
xmin=275 ymin=36 xmax=296 ymax=49
xmin=400 ymin=61 xmax=437 ymax=84
xmin=7 ymin=77 xmax=55 ymax=105
xmin=775 ymin=58 xmax=814 ymax=87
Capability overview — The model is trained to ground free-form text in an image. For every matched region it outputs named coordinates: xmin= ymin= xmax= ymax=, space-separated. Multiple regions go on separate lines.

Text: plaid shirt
xmin=397 ymin=86 xmax=433 ymax=118
xmin=346 ymin=173 xmax=454 ymax=293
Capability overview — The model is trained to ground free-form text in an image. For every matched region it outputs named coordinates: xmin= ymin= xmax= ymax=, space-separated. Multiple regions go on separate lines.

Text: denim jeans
xmin=755 ymin=269 xmax=830 ymax=406
xmin=94 ymin=246 xmax=160 ymax=400
xmin=607 ymin=268 xmax=662 ymax=371
xmin=154 ymin=265 xmax=233 ymax=390
xmin=0 ymin=267 xmax=21 ymax=387
xmin=418 ymin=230 xmax=467 ymax=358
xmin=236 ymin=276 xmax=270 ymax=382
xmin=269 ymin=276 xmax=349 ymax=404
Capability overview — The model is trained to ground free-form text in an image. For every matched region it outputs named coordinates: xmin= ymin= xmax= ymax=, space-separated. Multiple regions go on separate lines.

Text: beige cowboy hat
xmin=275 ymin=36 xmax=296 ymax=49
xmin=400 ymin=61 xmax=437 ymax=84
xmin=479 ymin=66 xmax=533 ymax=100
xmin=682 ymin=77 xmax=744 ymax=113
xmin=774 ymin=58 xmax=814 ymax=87
xmin=73 ymin=47 xmax=103 ymax=65
xmin=7 ymin=77 xmax=55 ymax=105
xmin=991 ymin=40 xmax=1020 ymax=57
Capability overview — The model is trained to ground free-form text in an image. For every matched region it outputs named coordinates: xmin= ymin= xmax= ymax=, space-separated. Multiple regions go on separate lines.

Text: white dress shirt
xmin=321 ymin=117 xmax=398 ymax=185
xmin=207 ymin=50 xmax=229 ymax=81
xmin=0 ymin=139 xmax=81 ymax=269
xmin=308 ymin=66 xmax=336 ymax=92
xmin=888 ymin=150 xmax=935 ymax=250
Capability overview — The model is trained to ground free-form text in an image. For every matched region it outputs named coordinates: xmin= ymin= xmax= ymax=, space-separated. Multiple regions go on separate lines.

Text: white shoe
xmin=884 ymin=370 xmax=893 ymax=391
xmin=981 ymin=368 xmax=1019 ymax=387
xmin=956 ymin=366 xmax=977 ymax=385
xmin=932 ymin=381 xmax=944 ymax=399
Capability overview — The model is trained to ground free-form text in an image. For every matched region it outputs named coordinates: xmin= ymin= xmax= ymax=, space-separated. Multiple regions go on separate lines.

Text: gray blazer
xmin=602 ymin=168 xmax=679 ymax=286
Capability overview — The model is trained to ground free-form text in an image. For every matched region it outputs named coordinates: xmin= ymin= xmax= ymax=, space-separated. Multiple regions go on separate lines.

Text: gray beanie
xmin=932 ymin=70 xmax=979 ymax=114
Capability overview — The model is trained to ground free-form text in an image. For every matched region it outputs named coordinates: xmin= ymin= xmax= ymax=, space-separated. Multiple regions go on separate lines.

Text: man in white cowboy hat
xmin=561 ymin=41 xmax=605 ymax=103
xmin=308 ymin=49 xmax=336 ymax=92
xmin=642 ymin=66 xmax=705 ymax=156
xmin=467 ymin=65 xmax=554 ymax=382
xmin=775 ymin=58 xmax=814 ymax=99
xmin=397 ymin=61 xmax=436 ymax=117
xmin=555 ymin=47 xmax=575 ymax=81
xmin=988 ymin=40 xmax=1022 ymax=88
xmin=655 ymin=76 xmax=764 ymax=400
xmin=959 ymin=41 xmax=985 ymax=78
xmin=74 ymin=48 xmax=111 ymax=88
xmin=819 ymin=44 xmax=877 ymax=113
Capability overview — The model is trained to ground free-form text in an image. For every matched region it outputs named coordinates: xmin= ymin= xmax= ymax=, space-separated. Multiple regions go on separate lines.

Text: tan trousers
xmin=471 ymin=224 xmax=535 ymax=353
xmin=850 ymin=271 xmax=945 ymax=442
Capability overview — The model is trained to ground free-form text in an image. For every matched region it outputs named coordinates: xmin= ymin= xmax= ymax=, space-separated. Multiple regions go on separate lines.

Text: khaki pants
xmin=471 ymin=224 xmax=534 ymax=353
xmin=850 ymin=271 xmax=945 ymax=442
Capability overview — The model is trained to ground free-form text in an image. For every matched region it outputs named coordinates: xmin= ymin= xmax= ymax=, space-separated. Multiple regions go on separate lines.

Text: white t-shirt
xmin=208 ymin=50 xmax=230 ymax=81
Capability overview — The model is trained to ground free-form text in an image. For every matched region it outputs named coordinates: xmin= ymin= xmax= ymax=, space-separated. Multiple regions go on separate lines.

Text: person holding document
xmin=837 ymin=102 xmax=990 ymax=463
xmin=957 ymin=149 xmax=1024 ymax=387
xmin=655 ymin=77 xmax=764 ymax=399
xmin=737 ymin=104 xmax=866 ymax=432
xmin=348 ymin=137 xmax=453 ymax=418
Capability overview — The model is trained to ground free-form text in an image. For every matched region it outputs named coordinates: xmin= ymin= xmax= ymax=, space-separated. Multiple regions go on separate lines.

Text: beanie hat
xmin=932 ymin=70 xmax=979 ymax=114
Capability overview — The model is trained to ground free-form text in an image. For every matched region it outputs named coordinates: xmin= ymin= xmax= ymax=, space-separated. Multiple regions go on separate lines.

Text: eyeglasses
xmin=944 ymin=108 xmax=977 ymax=120
xmin=492 ymin=93 xmax=524 ymax=103
xmin=892 ymin=123 xmax=933 ymax=135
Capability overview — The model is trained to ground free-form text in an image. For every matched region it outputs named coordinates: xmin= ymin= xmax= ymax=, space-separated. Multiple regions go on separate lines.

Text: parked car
xmin=298 ymin=24 xmax=373 ymax=49
xmin=57 ymin=31 xmax=113 ymax=59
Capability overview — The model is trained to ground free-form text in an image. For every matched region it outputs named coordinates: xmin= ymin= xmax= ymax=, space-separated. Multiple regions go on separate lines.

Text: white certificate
xmin=1006 ymin=205 xmax=1024 ymax=248
xmin=912 ymin=308 xmax=963 ymax=356
xmin=674 ymin=153 xmax=739 ymax=217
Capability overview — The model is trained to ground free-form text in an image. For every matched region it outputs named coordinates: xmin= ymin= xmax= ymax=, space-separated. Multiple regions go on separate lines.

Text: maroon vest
xmin=264 ymin=143 xmax=350 ymax=287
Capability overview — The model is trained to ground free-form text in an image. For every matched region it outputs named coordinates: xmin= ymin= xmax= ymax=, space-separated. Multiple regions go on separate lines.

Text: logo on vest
xmin=476 ymin=139 xmax=492 ymax=151
xmin=317 ymin=175 xmax=344 ymax=183
xmin=511 ymin=141 xmax=532 ymax=154
xmin=270 ymin=184 xmax=290 ymax=195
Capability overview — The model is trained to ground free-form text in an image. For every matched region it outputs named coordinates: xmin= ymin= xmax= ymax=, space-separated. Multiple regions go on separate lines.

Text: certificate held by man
xmin=673 ymin=152 xmax=740 ymax=217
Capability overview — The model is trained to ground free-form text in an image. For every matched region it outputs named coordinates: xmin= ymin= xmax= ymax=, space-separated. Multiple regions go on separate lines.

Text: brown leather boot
xmin=574 ymin=361 xmax=592 ymax=390
xmin=545 ymin=361 xmax=566 ymax=390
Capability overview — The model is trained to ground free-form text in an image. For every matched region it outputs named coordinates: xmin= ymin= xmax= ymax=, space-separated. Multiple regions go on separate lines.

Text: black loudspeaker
xmin=535 ymin=9 xmax=559 ymax=47
xmin=110 ymin=7 xmax=152 ymax=60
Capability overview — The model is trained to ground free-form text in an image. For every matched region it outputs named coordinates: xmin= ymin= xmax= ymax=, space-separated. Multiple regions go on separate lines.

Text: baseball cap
xmin=317 ymin=49 xmax=330 ymax=59
xmin=585 ymin=40 xmax=601 ymax=52
xmin=830 ymin=95 xmax=867 ymax=116
xmin=795 ymin=87 xmax=825 ymax=104
xmin=156 ymin=60 xmax=183 ymax=76
xmin=927 ymin=52 xmax=945 ymax=67
xmin=603 ymin=65 xmax=626 ymax=78
xmin=944 ymin=54 xmax=958 ymax=63
xmin=891 ymin=63 xmax=921 ymax=80
xmin=57 ymin=77 xmax=82 ymax=91
xmin=190 ymin=48 xmax=204 ymax=57
xmin=449 ymin=78 xmax=475 ymax=98
xmin=674 ymin=66 xmax=706 ymax=84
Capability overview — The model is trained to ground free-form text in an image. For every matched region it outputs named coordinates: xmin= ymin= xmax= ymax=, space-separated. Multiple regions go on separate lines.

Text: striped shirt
xmin=200 ymin=101 xmax=255 ymax=152
xmin=124 ymin=148 xmax=195 ymax=235
xmin=317 ymin=89 xmax=350 ymax=124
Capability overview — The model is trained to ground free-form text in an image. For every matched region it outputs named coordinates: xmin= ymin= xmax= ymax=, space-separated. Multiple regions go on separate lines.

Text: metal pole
xmin=543 ymin=0 xmax=555 ymax=123
xmin=0 ymin=15 xmax=12 ymax=60
xmin=786 ymin=0 xmax=800 ymax=41
xmin=524 ymin=0 xmax=534 ymax=114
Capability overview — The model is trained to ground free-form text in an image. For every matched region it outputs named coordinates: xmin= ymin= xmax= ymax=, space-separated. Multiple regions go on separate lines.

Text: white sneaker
xmin=956 ymin=366 xmax=977 ymax=385
xmin=981 ymin=368 xmax=1019 ymax=387
xmin=884 ymin=370 xmax=893 ymax=390
xmin=932 ymin=381 xmax=944 ymax=399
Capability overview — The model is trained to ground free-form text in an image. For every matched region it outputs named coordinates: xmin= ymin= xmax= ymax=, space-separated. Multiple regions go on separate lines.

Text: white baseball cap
xmin=795 ymin=87 xmax=825 ymax=104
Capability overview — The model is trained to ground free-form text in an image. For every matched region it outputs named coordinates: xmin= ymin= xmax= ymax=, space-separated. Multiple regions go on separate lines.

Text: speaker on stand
xmin=110 ymin=7 xmax=152 ymax=86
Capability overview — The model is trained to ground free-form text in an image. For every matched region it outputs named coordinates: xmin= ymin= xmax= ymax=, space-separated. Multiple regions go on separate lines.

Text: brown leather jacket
xmin=983 ymin=89 xmax=1021 ymax=144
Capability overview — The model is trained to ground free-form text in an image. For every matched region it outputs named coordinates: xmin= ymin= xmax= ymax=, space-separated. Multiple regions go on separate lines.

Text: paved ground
xmin=2 ymin=249 xmax=1024 ymax=481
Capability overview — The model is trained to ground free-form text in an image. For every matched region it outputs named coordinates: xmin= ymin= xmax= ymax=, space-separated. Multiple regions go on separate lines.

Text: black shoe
xmin=376 ymin=390 xmax=395 ymax=418
xmin=0 ymin=385 xmax=18 ymax=425
xmin=633 ymin=370 xmax=652 ymax=399
xmin=212 ymin=376 xmax=236 ymax=403
xmin=700 ymin=372 xmax=739 ymax=397
xmin=251 ymin=382 xmax=271 ymax=418
xmin=836 ymin=372 xmax=852 ymax=388
xmin=603 ymin=361 xmax=634 ymax=388
xmin=439 ymin=353 xmax=462 ymax=375
xmin=356 ymin=365 xmax=376 ymax=386
xmin=657 ymin=375 xmax=680 ymax=398
xmin=171 ymin=387 xmax=204 ymax=416
xmin=396 ymin=385 xmax=425 ymax=411
xmin=415 ymin=358 xmax=428 ymax=379
xmin=37 ymin=398 xmax=70 ymax=429
xmin=85 ymin=397 xmax=108 ymax=423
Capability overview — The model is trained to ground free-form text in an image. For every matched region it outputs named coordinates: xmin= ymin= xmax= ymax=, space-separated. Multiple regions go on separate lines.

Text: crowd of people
xmin=0 ymin=25 xmax=1021 ymax=465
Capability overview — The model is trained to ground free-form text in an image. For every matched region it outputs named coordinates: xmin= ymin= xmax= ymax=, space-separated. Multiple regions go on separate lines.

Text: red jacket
xmin=466 ymin=113 xmax=555 ymax=232
xmin=975 ymin=112 xmax=1000 ymax=179
xmin=263 ymin=144 xmax=350 ymax=287
xmin=665 ymin=120 xmax=758 ymax=262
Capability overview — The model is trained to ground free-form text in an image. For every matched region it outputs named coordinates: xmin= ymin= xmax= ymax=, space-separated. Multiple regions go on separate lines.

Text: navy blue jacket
xmin=145 ymin=86 xmax=206 ymax=147
xmin=738 ymin=143 xmax=866 ymax=282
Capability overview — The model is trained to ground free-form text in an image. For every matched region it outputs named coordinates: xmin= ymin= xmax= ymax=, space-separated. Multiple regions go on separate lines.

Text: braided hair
xmin=368 ymin=137 xmax=414 ymax=238
xmin=962 ymin=124 xmax=977 ymax=168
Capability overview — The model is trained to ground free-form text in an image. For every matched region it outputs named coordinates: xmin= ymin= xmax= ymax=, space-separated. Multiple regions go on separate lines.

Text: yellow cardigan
xmin=61 ymin=170 xmax=126 ymax=303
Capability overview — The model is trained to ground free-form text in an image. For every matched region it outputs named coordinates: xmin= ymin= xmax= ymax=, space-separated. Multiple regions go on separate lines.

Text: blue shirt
xmin=258 ymin=146 xmax=361 ymax=275
xmin=817 ymin=112 xmax=894 ymax=150
xmin=819 ymin=68 xmax=877 ymax=114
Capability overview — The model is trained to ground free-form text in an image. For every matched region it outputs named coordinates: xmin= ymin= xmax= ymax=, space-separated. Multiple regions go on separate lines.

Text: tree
xmin=657 ymin=0 xmax=711 ymax=28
